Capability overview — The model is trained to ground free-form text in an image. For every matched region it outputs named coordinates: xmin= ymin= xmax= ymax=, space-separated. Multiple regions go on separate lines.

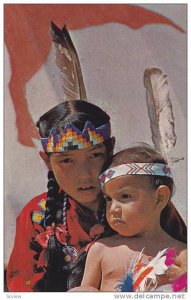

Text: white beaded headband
xmin=99 ymin=163 xmax=173 ymax=188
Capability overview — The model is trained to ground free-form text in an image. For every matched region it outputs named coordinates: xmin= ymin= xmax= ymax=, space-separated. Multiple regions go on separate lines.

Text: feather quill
xmin=50 ymin=21 xmax=87 ymax=101
xmin=144 ymin=68 xmax=177 ymax=155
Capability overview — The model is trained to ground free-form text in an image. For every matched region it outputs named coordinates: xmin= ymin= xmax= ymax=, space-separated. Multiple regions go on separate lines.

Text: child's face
xmin=104 ymin=175 xmax=159 ymax=237
xmin=49 ymin=143 xmax=107 ymax=206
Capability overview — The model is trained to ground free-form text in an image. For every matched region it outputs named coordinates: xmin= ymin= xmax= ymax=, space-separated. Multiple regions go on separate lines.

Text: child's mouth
xmin=113 ymin=218 xmax=125 ymax=225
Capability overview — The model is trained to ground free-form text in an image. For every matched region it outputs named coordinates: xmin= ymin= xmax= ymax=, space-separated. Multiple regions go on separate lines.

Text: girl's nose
xmin=77 ymin=160 xmax=93 ymax=177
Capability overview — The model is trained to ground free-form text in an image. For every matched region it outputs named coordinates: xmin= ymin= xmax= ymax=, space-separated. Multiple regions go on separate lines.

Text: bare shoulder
xmin=87 ymin=234 xmax=124 ymax=263
xmin=87 ymin=237 xmax=111 ymax=255
xmin=86 ymin=239 xmax=108 ymax=264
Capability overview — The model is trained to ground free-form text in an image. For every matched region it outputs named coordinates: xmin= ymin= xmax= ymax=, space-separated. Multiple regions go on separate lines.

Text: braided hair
xmin=35 ymin=100 xmax=114 ymax=291
xmin=34 ymin=171 xmax=69 ymax=291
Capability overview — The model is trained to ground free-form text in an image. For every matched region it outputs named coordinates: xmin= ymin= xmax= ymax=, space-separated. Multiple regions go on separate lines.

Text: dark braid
xmin=34 ymin=171 xmax=69 ymax=291
xmin=45 ymin=171 xmax=60 ymax=226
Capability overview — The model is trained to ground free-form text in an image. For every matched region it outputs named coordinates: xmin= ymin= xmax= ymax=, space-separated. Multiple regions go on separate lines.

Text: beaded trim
xmin=41 ymin=121 xmax=111 ymax=153
xmin=99 ymin=163 xmax=173 ymax=188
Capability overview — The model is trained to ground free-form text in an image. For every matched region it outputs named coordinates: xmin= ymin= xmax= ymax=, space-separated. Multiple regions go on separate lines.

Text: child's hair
xmin=32 ymin=100 xmax=114 ymax=291
xmin=109 ymin=143 xmax=187 ymax=244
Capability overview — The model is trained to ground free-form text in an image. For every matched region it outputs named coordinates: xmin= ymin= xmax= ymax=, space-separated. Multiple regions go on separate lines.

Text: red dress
xmin=6 ymin=192 xmax=103 ymax=292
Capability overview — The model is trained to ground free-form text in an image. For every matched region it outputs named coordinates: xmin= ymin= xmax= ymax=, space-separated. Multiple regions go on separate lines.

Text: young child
xmin=6 ymin=100 xmax=115 ymax=292
xmin=72 ymin=144 xmax=187 ymax=292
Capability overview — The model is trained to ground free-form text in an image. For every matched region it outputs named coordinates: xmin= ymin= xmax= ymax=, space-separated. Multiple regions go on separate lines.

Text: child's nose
xmin=110 ymin=200 xmax=121 ymax=214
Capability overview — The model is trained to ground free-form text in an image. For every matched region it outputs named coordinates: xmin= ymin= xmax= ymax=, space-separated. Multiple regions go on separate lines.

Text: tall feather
xmin=144 ymin=68 xmax=176 ymax=156
xmin=50 ymin=21 xmax=87 ymax=101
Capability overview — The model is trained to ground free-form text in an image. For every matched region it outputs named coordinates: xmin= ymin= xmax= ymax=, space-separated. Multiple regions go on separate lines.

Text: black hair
xmin=34 ymin=100 xmax=114 ymax=291
xmin=37 ymin=100 xmax=110 ymax=137
xmin=109 ymin=143 xmax=187 ymax=244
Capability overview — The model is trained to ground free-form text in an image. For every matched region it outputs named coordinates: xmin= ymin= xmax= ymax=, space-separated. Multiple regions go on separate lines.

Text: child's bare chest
xmin=99 ymin=243 xmax=181 ymax=292
xmin=100 ymin=245 xmax=139 ymax=290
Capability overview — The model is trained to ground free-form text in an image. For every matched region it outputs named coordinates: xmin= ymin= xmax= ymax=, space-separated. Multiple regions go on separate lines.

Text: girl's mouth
xmin=78 ymin=186 xmax=95 ymax=191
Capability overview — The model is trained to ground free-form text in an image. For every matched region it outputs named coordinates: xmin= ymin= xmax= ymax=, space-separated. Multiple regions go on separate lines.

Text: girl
xmin=6 ymin=100 xmax=115 ymax=292
xmin=70 ymin=144 xmax=187 ymax=292
xmin=6 ymin=101 xmax=186 ymax=292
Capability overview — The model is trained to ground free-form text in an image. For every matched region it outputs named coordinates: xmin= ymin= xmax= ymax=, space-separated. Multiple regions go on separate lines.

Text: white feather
xmin=133 ymin=248 xmax=169 ymax=291
xmin=144 ymin=68 xmax=177 ymax=155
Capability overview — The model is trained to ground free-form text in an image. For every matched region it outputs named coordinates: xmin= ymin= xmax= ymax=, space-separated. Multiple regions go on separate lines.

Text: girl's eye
xmin=59 ymin=158 xmax=73 ymax=164
xmin=90 ymin=152 xmax=104 ymax=158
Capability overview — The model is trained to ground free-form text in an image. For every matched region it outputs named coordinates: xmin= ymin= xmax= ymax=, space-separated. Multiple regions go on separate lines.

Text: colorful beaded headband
xmin=99 ymin=163 xmax=173 ymax=188
xmin=41 ymin=121 xmax=111 ymax=153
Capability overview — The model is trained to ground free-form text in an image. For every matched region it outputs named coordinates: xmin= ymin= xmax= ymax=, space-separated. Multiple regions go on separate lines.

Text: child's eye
xmin=120 ymin=194 xmax=131 ymax=200
xmin=90 ymin=152 xmax=104 ymax=158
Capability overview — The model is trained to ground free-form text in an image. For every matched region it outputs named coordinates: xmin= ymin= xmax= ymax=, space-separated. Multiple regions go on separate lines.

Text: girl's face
xmin=104 ymin=175 xmax=159 ymax=237
xmin=49 ymin=143 xmax=107 ymax=207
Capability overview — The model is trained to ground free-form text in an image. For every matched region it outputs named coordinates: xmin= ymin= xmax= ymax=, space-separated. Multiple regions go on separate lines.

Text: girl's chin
xmin=71 ymin=190 xmax=100 ymax=204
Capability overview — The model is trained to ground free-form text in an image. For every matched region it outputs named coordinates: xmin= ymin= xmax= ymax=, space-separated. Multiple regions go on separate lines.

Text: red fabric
xmin=6 ymin=193 xmax=94 ymax=292
xmin=4 ymin=4 xmax=184 ymax=147
xmin=35 ymin=224 xmax=67 ymax=249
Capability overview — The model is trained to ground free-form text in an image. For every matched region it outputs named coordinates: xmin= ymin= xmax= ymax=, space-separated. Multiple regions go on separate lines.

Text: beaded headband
xmin=41 ymin=121 xmax=111 ymax=153
xmin=99 ymin=163 xmax=173 ymax=188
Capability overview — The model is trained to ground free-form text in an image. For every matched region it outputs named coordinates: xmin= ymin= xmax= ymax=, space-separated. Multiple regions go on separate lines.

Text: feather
xmin=50 ymin=21 xmax=87 ymax=101
xmin=116 ymin=273 xmax=134 ymax=292
xmin=133 ymin=248 xmax=169 ymax=291
xmin=116 ymin=258 xmax=136 ymax=292
xmin=144 ymin=68 xmax=177 ymax=155
xmin=172 ymin=272 xmax=187 ymax=292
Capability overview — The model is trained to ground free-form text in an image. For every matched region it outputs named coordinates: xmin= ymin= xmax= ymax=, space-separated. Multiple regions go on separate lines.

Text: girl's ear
xmin=39 ymin=151 xmax=52 ymax=170
xmin=155 ymin=185 xmax=170 ymax=210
